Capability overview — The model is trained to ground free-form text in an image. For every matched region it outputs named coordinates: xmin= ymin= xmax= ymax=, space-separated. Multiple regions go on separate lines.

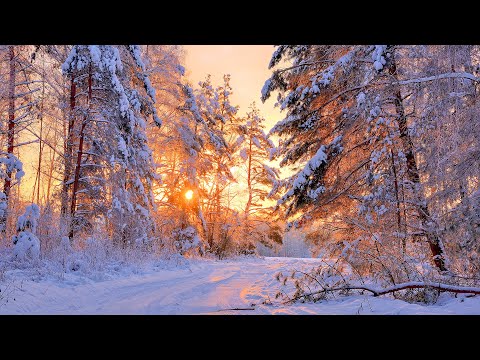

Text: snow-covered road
xmin=1 ymin=257 xmax=479 ymax=314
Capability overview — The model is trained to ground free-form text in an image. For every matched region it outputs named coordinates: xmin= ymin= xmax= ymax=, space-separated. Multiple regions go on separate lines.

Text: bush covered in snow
xmin=12 ymin=204 xmax=41 ymax=262
xmin=172 ymin=226 xmax=204 ymax=256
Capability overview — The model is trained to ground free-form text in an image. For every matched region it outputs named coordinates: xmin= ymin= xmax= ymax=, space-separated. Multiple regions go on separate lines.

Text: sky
xmin=183 ymin=45 xmax=283 ymax=131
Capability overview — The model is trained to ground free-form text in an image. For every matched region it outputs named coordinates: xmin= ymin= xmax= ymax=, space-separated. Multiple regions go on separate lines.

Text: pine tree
xmin=262 ymin=45 xmax=453 ymax=273
xmin=237 ymin=102 xmax=281 ymax=252
xmin=61 ymin=45 xmax=159 ymax=245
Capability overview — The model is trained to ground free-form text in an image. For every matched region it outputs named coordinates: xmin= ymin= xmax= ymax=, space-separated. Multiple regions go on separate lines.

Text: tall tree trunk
xmin=390 ymin=148 xmax=405 ymax=253
xmin=2 ymin=45 xmax=16 ymax=232
xmin=387 ymin=46 xmax=447 ymax=271
xmin=69 ymin=121 xmax=86 ymax=240
xmin=212 ymin=122 xmax=225 ymax=250
xmin=32 ymin=65 xmax=46 ymax=205
xmin=69 ymin=66 xmax=92 ymax=240
xmin=61 ymin=73 xmax=76 ymax=218
xmin=214 ymin=183 xmax=221 ymax=247
xmin=244 ymin=137 xmax=253 ymax=241
xmin=45 ymin=147 xmax=55 ymax=206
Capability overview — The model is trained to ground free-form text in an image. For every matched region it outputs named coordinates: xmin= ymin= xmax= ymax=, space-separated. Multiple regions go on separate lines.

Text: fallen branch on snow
xmin=214 ymin=307 xmax=256 ymax=312
xmin=285 ymin=281 xmax=480 ymax=304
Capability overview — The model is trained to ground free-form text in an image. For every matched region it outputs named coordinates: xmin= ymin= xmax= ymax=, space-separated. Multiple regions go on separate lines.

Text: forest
xmin=0 ymin=45 xmax=479 ymax=314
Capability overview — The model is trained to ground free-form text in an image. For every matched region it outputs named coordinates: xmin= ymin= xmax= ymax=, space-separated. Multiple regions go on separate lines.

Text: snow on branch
xmin=394 ymin=72 xmax=480 ymax=86
xmin=285 ymin=281 xmax=480 ymax=304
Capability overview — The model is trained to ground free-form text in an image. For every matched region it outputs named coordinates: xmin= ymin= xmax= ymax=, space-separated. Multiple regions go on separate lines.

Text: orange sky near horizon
xmin=183 ymin=45 xmax=283 ymax=132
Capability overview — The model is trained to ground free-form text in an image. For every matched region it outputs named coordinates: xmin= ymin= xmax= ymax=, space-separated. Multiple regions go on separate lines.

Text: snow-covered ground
xmin=1 ymin=256 xmax=479 ymax=314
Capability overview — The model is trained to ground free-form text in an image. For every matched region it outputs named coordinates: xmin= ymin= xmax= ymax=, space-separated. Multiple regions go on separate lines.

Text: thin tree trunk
xmin=69 ymin=66 xmax=92 ymax=240
xmin=32 ymin=66 xmax=46 ymax=205
xmin=387 ymin=46 xmax=447 ymax=271
xmin=45 ymin=147 xmax=55 ymax=205
xmin=2 ymin=46 xmax=16 ymax=233
xmin=212 ymin=122 xmax=225 ymax=250
xmin=62 ymin=73 xmax=77 ymax=219
xmin=390 ymin=148 xmax=405 ymax=253
xmin=69 ymin=120 xmax=86 ymax=240
xmin=244 ymin=136 xmax=253 ymax=240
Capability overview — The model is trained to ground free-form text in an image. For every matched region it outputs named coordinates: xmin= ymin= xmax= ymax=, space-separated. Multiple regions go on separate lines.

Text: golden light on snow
xmin=185 ymin=189 xmax=194 ymax=200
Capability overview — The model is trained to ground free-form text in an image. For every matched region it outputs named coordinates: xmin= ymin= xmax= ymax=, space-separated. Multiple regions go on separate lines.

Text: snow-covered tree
xmin=237 ymin=103 xmax=281 ymax=252
xmin=61 ymin=45 xmax=160 ymax=245
xmin=151 ymin=74 xmax=225 ymax=254
xmin=12 ymin=204 xmax=40 ymax=261
xmin=172 ymin=226 xmax=204 ymax=256
xmin=262 ymin=45 xmax=458 ymax=274
xmin=0 ymin=45 xmax=38 ymax=232
xmin=194 ymin=75 xmax=239 ymax=253
xmin=398 ymin=45 xmax=480 ymax=273
xmin=0 ymin=155 xmax=24 ymax=225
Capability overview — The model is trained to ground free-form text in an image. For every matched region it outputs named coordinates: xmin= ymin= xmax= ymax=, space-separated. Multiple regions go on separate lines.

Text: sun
xmin=185 ymin=189 xmax=194 ymax=200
